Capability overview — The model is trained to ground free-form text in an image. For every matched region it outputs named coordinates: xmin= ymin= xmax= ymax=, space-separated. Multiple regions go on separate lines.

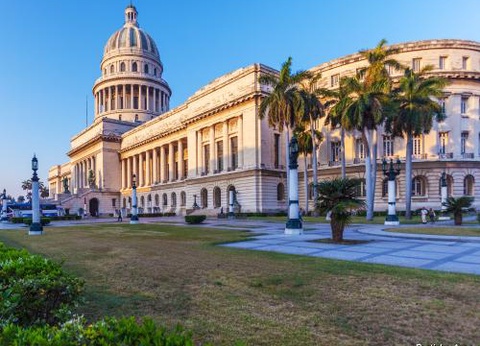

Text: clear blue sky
xmin=1 ymin=0 xmax=480 ymax=198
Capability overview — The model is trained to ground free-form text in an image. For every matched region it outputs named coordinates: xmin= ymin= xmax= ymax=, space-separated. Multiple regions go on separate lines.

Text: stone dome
xmin=103 ymin=5 xmax=160 ymax=60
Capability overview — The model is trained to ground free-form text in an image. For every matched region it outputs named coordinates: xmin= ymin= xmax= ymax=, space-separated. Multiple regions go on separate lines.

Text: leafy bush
xmin=0 ymin=243 xmax=84 ymax=327
xmin=0 ymin=316 xmax=197 ymax=346
xmin=477 ymin=213 xmax=480 ymax=223
xmin=51 ymin=215 xmax=81 ymax=221
xmin=10 ymin=217 xmax=24 ymax=224
xmin=22 ymin=217 xmax=51 ymax=226
xmin=185 ymin=215 xmax=206 ymax=224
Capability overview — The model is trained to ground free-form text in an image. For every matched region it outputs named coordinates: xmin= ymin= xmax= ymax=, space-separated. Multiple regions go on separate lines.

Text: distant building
xmin=48 ymin=6 xmax=480 ymax=216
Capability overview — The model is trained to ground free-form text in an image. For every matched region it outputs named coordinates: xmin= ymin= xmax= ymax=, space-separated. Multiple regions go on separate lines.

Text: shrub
xmin=22 ymin=217 xmax=51 ymax=226
xmin=185 ymin=215 xmax=206 ymax=224
xmin=0 ymin=243 xmax=84 ymax=327
xmin=477 ymin=213 xmax=480 ymax=223
xmin=10 ymin=217 xmax=24 ymax=224
xmin=0 ymin=317 xmax=197 ymax=346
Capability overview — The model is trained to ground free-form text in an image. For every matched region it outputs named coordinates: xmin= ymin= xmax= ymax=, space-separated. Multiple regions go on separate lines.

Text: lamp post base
xmin=130 ymin=215 xmax=139 ymax=224
xmin=228 ymin=212 xmax=235 ymax=220
xmin=29 ymin=223 xmax=43 ymax=235
xmin=384 ymin=214 xmax=400 ymax=226
xmin=285 ymin=218 xmax=303 ymax=235
xmin=438 ymin=216 xmax=450 ymax=221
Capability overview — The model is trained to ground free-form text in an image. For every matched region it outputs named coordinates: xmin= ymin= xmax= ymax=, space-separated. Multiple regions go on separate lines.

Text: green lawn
xmin=386 ymin=226 xmax=480 ymax=237
xmin=248 ymin=215 xmax=422 ymax=224
xmin=0 ymin=223 xmax=479 ymax=345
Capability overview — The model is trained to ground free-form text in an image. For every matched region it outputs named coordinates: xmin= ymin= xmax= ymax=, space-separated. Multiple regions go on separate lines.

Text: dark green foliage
xmin=10 ymin=217 xmax=24 ymax=224
xmin=0 ymin=244 xmax=84 ymax=327
xmin=126 ymin=212 xmax=176 ymax=218
xmin=0 ymin=317 xmax=197 ymax=346
xmin=185 ymin=215 xmax=206 ymax=224
xmin=22 ymin=217 xmax=51 ymax=226
xmin=442 ymin=196 xmax=474 ymax=225
xmin=51 ymin=215 xmax=82 ymax=221
xmin=316 ymin=178 xmax=365 ymax=242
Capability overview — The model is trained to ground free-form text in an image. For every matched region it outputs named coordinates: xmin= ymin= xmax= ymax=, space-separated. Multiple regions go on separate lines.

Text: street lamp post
xmin=285 ymin=135 xmax=303 ymax=235
xmin=29 ymin=155 xmax=43 ymax=235
xmin=130 ymin=174 xmax=139 ymax=224
xmin=382 ymin=157 xmax=401 ymax=226
xmin=192 ymin=194 xmax=200 ymax=209
xmin=228 ymin=190 xmax=235 ymax=219
xmin=1 ymin=189 xmax=8 ymax=222
xmin=438 ymin=172 xmax=450 ymax=220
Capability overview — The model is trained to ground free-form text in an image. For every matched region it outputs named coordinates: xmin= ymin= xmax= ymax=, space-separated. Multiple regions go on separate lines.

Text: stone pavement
xmin=1 ymin=216 xmax=480 ymax=275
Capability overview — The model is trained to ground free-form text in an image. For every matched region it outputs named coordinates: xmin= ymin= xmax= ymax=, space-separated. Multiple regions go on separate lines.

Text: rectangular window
xmin=413 ymin=135 xmax=423 ymax=156
xmin=330 ymin=142 xmax=341 ymax=162
xmin=112 ymin=198 xmax=116 ymax=207
xmin=438 ymin=98 xmax=446 ymax=114
xmin=231 ymin=136 xmax=238 ymax=169
xmin=462 ymin=56 xmax=469 ymax=70
xmin=355 ymin=138 xmax=365 ymax=159
xmin=461 ymin=97 xmax=468 ymax=114
xmin=204 ymin=144 xmax=210 ymax=173
xmin=461 ymin=132 xmax=468 ymax=154
xmin=383 ymin=135 xmax=394 ymax=157
xmin=216 ymin=141 xmax=223 ymax=172
xmin=274 ymin=134 xmax=280 ymax=168
xmin=412 ymin=58 xmax=421 ymax=72
xmin=439 ymin=56 xmax=447 ymax=70
xmin=439 ymin=132 xmax=448 ymax=154
xmin=330 ymin=74 xmax=339 ymax=87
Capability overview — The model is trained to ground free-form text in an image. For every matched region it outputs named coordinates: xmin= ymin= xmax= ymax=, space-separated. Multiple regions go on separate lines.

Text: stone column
xmin=152 ymin=148 xmax=158 ymax=183
xmin=121 ymin=159 xmax=126 ymax=189
xmin=139 ymin=153 xmax=144 ymax=186
xmin=178 ymin=140 xmax=184 ymax=180
xmin=133 ymin=155 xmax=138 ymax=183
xmin=146 ymin=86 xmax=150 ymax=111
xmin=210 ymin=125 xmax=215 ymax=173
xmin=197 ymin=131 xmax=202 ymax=175
xmin=238 ymin=116 xmax=243 ymax=167
xmin=115 ymin=85 xmax=119 ymax=110
xmin=223 ymin=121 xmax=229 ymax=171
xmin=145 ymin=149 xmax=151 ymax=186
xmin=169 ymin=142 xmax=174 ymax=181
xmin=160 ymin=145 xmax=165 ymax=183
xmin=131 ymin=84 xmax=134 ymax=110
xmin=127 ymin=157 xmax=132 ymax=188
xmin=154 ymin=88 xmax=157 ymax=112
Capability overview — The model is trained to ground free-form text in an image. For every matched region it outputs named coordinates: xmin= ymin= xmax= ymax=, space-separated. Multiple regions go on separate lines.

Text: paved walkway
xmin=1 ymin=217 xmax=480 ymax=275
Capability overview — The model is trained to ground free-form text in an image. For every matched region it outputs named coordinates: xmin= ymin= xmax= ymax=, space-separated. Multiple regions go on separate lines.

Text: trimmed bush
xmin=10 ymin=217 xmax=24 ymax=224
xmin=0 ymin=243 xmax=84 ymax=327
xmin=22 ymin=217 xmax=51 ymax=226
xmin=185 ymin=215 xmax=206 ymax=224
xmin=0 ymin=317 xmax=196 ymax=346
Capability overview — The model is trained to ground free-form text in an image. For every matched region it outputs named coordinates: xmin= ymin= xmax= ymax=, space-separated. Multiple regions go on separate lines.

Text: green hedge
xmin=51 ymin=215 xmax=82 ymax=221
xmin=0 ymin=317 xmax=197 ymax=346
xmin=185 ymin=215 xmax=206 ymax=224
xmin=126 ymin=212 xmax=176 ymax=218
xmin=22 ymin=217 xmax=51 ymax=226
xmin=0 ymin=243 xmax=84 ymax=327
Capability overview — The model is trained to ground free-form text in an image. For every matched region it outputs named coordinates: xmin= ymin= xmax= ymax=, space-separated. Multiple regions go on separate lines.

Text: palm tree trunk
xmin=340 ymin=128 xmax=346 ymax=178
xmin=405 ymin=134 xmax=413 ymax=219
xmin=304 ymin=154 xmax=309 ymax=215
xmin=285 ymin=128 xmax=290 ymax=209
xmin=309 ymin=117 xmax=319 ymax=216
xmin=364 ymin=129 xmax=377 ymax=221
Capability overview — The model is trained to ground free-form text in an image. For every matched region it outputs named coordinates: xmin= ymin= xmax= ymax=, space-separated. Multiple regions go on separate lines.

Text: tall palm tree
xmin=296 ymin=125 xmax=323 ymax=215
xmin=386 ymin=66 xmax=448 ymax=219
xmin=21 ymin=179 xmax=32 ymax=192
xmin=298 ymin=72 xmax=325 ymax=204
xmin=342 ymin=39 xmax=403 ymax=220
xmin=259 ymin=57 xmax=309 ymax=203
xmin=319 ymin=77 xmax=353 ymax=178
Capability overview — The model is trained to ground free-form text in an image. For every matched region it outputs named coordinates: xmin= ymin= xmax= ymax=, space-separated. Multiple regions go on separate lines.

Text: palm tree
xmin=386 ymin=66 xmax=448 ymax=219
xmin=342 ymin=39 xmax=403 ymax=220
xmin=21 ymin=179 xmax=32 ymax=192
xmin=40 ymin=185 xmax=50 ymax=199
xmin=319 ymin=77 xmax=354 ymax=178
xmin=316 ymin=178 xmax=365 ymax=242
xmin=442 ymin=196 xmax=473 ymax=225
xmin=296 ymin=125 xmax=323 ymax=215
xmin=298 ymin=72 xmax=325 ymax=204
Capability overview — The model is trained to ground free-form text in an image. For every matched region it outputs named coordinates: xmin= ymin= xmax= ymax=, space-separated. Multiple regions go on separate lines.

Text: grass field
xmin=386 ymin=226 xmax=480 ymax=237
xmin=1 ymin=223 xmax=479 ymax=345
xmin=248 ymin=215 xmax=424 ymax=224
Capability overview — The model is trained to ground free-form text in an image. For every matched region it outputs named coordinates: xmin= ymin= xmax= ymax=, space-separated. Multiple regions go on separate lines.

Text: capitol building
xmin=48 ymin=5 xmax=480 ymax=216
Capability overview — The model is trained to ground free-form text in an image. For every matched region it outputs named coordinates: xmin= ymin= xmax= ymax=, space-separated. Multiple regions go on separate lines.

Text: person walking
xmin=428 ymin=208 xmax=436 ymax=224
xmin=116 ymin=208 xmax=123 ymax=222
xmin=421 ymin=207 xmax=428 ymax=224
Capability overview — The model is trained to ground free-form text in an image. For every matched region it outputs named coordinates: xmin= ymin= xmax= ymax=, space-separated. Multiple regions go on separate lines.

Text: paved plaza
xmin=1 ymin=217 xmax=479 ymax=275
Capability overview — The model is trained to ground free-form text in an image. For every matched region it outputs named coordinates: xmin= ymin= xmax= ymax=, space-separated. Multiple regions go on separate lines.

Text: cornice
xmin=68 ymin=133 xmax=121 ymax=157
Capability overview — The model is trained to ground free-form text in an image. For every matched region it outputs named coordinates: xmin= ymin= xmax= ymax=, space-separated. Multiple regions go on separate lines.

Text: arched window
xmin=120 ymin=62 xmax=125 ymax=72
xmin=140 ymin=196 xmax=145 ymax=208
xmin=162 ymin=193 xmax=167 ymax=206
xmin=201 ymin=188 xmax=208 ymax=208
xmin=277 ymin=183 xmax=285 ymax=201
xmin=464 ymin=175 xmax=474 ymax=195
xmin=155 ymin=194 xmax=159 ymax=206
xmin=382 ymin=178 xmax=388 ymax=197
xmin=356 ymin=178 xmax=366 ymax=197
xmin=110 ymin=65 xmax=114 ymax=74
xmin=123 ymin=198 xmax=126 ymax=208
xmin=132 ymin=62 xmax=138 ymax=72
xmin=213 ymin=186 xmax=221 ymax=208
xmin=144 ymin=64 xmax=149 ymax=74
xmin=180 ymin=191 xmax=186 ymax=206
xmin=308 ymin=182 xmax=314 ymax=200
xmin=412 ymin=176 xmax=427 ymax=196
xmin=171 ymin=192 xmax=177 ymax=207
xmin=438 ymin=175 xmax=453 ymax=197
xmin=147 ymin=194 xmax=152 ymax=204
xmin=154 ymin=68 xmax=157 ymax=76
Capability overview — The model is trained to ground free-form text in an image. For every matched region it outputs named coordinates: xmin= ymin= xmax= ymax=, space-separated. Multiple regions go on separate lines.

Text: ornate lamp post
xmin=130 ymin=174 xmax=139 ymax=224
xmin=29 ymin=155 xmax=43 ymax=235
xmin=228 ymin=190 xmax=235 ymax=219
xmin=1 ymin=189 xmax=8 ymax=222
xmin=438 ymin=172 xmax=450 ymax=220
xmin=285 ymin=135 xmax=303 ymax=235
xmin=192 ymin=194 xmax=200 ymax=209
xmin=382 ymin=157 xmax=401 ymax=225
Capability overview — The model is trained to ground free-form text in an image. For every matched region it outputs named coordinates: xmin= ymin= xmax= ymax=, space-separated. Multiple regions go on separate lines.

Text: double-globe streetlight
xmin=285 ymin=135 xmax=303 ymax=235
xmin=29 ymin=155 xmax=43 ymax=235
xmin=130 ymin=174 xmax=139 ymax=224
xmin=382 ymin=157 xmax=401 ymax=226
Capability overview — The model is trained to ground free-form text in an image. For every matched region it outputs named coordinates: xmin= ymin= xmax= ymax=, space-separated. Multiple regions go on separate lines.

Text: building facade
xmin=48 ymin=6 xmax=480 ymax=216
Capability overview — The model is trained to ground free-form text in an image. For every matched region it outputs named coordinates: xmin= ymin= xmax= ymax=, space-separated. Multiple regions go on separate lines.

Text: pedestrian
xmin=421 ymin=207 xmax=428 ymax=224
xmin=428 ymin=208 xmax=436 ymax=224
xmin=117 ymin=208 xmax=122 ymax=222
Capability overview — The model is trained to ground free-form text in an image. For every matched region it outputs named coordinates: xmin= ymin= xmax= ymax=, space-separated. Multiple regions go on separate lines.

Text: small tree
xmin=316 ymin=178 xmax=365 ymax=242
xmin=442 ymin=196 xmax=473 ymax=226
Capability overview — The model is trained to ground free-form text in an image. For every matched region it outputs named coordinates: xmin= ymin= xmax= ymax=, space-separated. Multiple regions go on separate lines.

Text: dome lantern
xmin=125 ymin=5 xmax=138 ymax=27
